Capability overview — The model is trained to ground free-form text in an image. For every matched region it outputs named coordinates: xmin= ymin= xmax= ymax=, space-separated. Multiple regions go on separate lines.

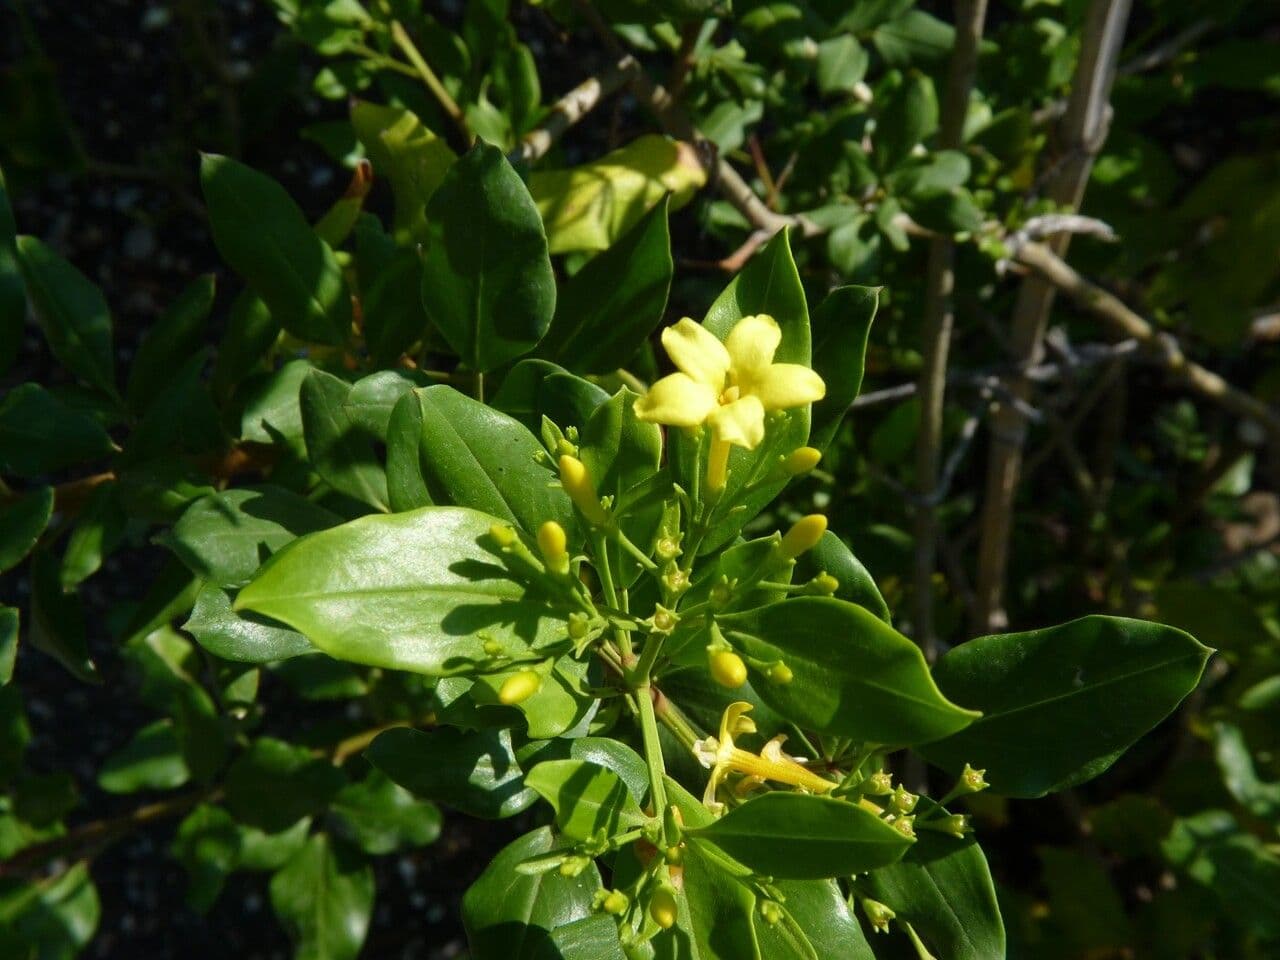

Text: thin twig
xmin=390 ymin=20 xmax=470 ymax=145
xmin=913 ymin=0 xmax=990 ymax=659
xmin=511 ymin=56 xmax=639 ymax=165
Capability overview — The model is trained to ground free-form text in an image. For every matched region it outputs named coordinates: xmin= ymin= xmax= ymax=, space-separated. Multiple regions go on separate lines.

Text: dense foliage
xmin=1 ymin=0 xmax=1277 ymax=958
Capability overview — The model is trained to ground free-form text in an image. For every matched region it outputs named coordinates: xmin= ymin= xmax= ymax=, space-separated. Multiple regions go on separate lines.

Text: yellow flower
xmin=692 ymin=702 xmax=835 ymax=813
xmin=636 ymin=315 xmax=826 ymax=451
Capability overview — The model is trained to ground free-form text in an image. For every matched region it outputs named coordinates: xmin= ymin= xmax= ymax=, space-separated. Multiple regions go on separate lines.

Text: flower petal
xmin=750 ymin=363 xmax=826 ymax=411
xmin=634 ymin=373 xmax=717 ymax=427
xmin=661 ymin=318 xmax=730 ymax=389
xmin=725 ymin=314 xmax=782 ymax=385
xmin=707 ymin=394 xmax=766 ymax=449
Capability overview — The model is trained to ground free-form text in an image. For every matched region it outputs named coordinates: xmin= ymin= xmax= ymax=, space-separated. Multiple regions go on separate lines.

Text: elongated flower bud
xmin=708 ymin=649 xmax=748 ymax=689
xmin=783 ymin=446 xmax=822 ymax=476
xmin=498 ymin=670 xmax=542 ymax=705
xmin=779 ymin=514 xmax=827 ymax=559
xmin=558 ymin=455 xmax=608 ymax=526
xmin=650 ymin=888 xmax=678 ymax=929
xmin=537 ymin=520 xmax=569 ymax=573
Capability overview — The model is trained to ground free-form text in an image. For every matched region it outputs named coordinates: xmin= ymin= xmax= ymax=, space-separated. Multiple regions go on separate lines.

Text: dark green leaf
xmin=329 ymin=770 xmax=442 ymax=855
xmin=462 ymin=826 xmax=603 ymax=960
xmin=0 ymin=862 xmax=100 ymax=957
xmin=59 ymin=482 xmax=127 ymax=588
xmin=225 ymin=737 xmax=345 ymax=833
xmin=127 ymin=274 xmax=216 ymax=411
xmin=98 ymin=719 xmax=190 ymax=794
xmin=183 ymin=582 xmax=314 ymax=663
xmin=816 ymin=35 xmax=869 ymax=95
xmin=361 ymin=249 xmax=429 ymax=365
xmin=300 ymin=368 xmax=389 ymax=511
xmin=490 ymin=359 xmax=610 ymax=435
xmin=875 ymin=72 xmax=938 ymax=170
xmin=920 ymin=616 xmax=1212 ymax=797
xmin=794 ymin=530 xmax=890 ymax=622
xmin=201 ymin=153 xmax=350 ymax=345
xmin=236 ymin=506 xmax=568 ymax=676
xmin=525 ymin=759 xmax=645 ymax=842
xmin=0 ymin=485 xmax=53 ymax=573
xmin=724 ymin=597 xmax=977 ymax=743
xmin=212 ymin=290 xmax=280 ymax=397
xmin=29 ymin=550 xmax=97 ymax=683
xmin=366 ymin=725 xmax=537 ymax=820
xmin=270 ymin=833 xmax=374 ymax=960
xmin=873 ymin=10 xmax=955 ymax=66
xmin=690 ymin=793 xmax=912 ymax=879
xmin=171 ymin=804 xmax=240 ymax=912
xmin=237 ymin=357 xmax=310 ymax=445
xmin=0 ymin=606 xmax=16 ymax=685
xmin=0 ymin=383 xmax=114 ymax=479
xmin=14 ymin=236 xmax=117 ymax=397
xmin=538 ymin=196 xmax=672 ymax=374
xmin=808 ymin=285 xmax=879 ymax=451
xmin=350 ymin=101 xmax=456 ymax=241
xmin=420 ymin=141 xmax=556 ymax=371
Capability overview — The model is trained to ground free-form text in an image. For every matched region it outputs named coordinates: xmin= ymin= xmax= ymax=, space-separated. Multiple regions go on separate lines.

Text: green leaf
xmin=462 ymin=826 xmax=605 ymax=960
xmin=0 ymin=383 xmax=114 ymax=479
xmin=1213 ymin=723 xmax=1280 ymax=819
xmin=329 ymin=770 xmax=442 ymax=855
xmin=97 ymin=719 xmax=190 ymax=794
xmin=529 ymin=135 xmax=705 ymax=254
xmin=343 ymin=369 xmax=430 ymax=439
xmin=873 ymin=10 xmax=955 ymax=66
xmin=0 ymin=485 xmax=53 ymax=573
xmin=183 ymin=582 xmax=315 ymax=663
xmin=270 ymin=834 xmax=374 ymax=960
xmin=59 ymin=482 xmax=127 ymax=588
xmin=816 ymin=35 xmax=869 ymax=95
xmin=690 ymin=229 xmax=813 ymax=552
xmin=808 ymin=285 xmax=879 ymax=451
xmin=885 ymin=150 xmax=971 ymax=198
xmin=385 ymin=386 xmax=574 ymax=536
xmin=200 ymin=153 xmax=350 ymax=345
xmin=525 ymin=759 xmax=646 ymax=843
xmin=756 ymin=879 xmax=876 ymax=960
xmin=301 ymin=368 xmax=390 ymax=510
xmin=566 ymin=737 xmax=649 ymax=805
xmin=235 ymin=506 xmax=568 ymax=676
xmin=919 ymin=616 xmax=1212 ymax=797
xmin=0 ymin=173 xmax=23 ymax=379
xmin=421 ymin=141 xmax=555 ymax=371
xmin=903 ymin=187 xmax=984 ymax=234
xmin=350 ymin=101 xmax=456 ymax=241
xmin=858 ymin=809 xmax=1004 ymax=960
xmin=794 ymin=530 xmax=890 ymax=622
xmin=491 ymin=359 xmax=610 ymax=435
xmin=127 ymin=274 xmax=216 ymax=411
xmin=161 ymin=486 xmax=339 ymax=588
xmin=538 ymin=196 xmax=673 ymax=374
xmin=0 ymin=606 xmax=16 ymax=685
xmin=366 ymin=725 xmax=537 ymax=820
xmin=171 ymin=804 xmax=240 ymax=912
xmin=28 ymin=550 xmax=97 ymax=683
xmin=689 ymin=793 xmax=912 ymax=879
xmin=212 ymin=290 xmax=279 ymax=397
xmin=470 ymin=657 xmax=596 ymax=740
xmin=361 ymin=248 xmax=429 ymax=366
xmin=273 ymin=653 xmax=368 ymax=701
xmin=875 ymin=71 xmax=938 ymax=170
xmin=225 ymin=737 xmax=345 ymax=833
xmin=724 ymin=597 xmax=977 ymax=743
xmin=14 ymin=236 xmax=117 ymax=397
xmin=0 ymin=862 xmax=100 ymax=958
xmin=237 ymin=357 xmax=311 ymax=445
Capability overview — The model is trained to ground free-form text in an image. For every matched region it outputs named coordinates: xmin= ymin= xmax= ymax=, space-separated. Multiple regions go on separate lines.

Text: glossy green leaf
xmin=270 ymin=834 xmax=374 ymax=960
xmin=491 ymin=359 xmax=610 ymax=435
xmin=350 ymin=101 xmax=456 ymax=240
xmin=470 ymin=656 xmax=595 ymax=740
xmin=171 ymin=803 xmax=240 ymax=912
xmin=237 ymin=358 xmax=311 ymax=445
xmin=225 ymin=737 xmax=345 ymax=833
xmin=127 ymin=274 xmax=216 ymax=411
xmin=329 ymin=770 xmax=442 ymax=855
xmin=385 ymin=386 xmax=574 ymax=535
xmin=201 ymin=153 xmax=350 ymax=345
xmin=59 ymin=482 xmax=127 ymax=588
xmin=566 ymin=737 xmax=649 ymax=805
xmin=808 ymin=285 xmax=878 ymax=452
xmin=794 ymin=530 xmax=890 ymax=622
xmin=724 ymin=597 xmax=978 ymax=743
xmin=525 ymin=759 xmax=646 ymax=842
xmin=161 ymin=486 xmax=339 ymax=589
xmin=757 ymin=878 xmax=876 ymax=960
xmin=0 ymin=485 xmax=53 ymax=574
xmin=343 ymin=369 xmax=429 ymax=439
xmin=300 ymin=368 xmax=389 ymax=511
xmin=366 ymin=725 xmax=537 ymax=819
xmin=0 ymin=383 xmax=114 ymax=479
xmin=0 ymin=606 xmax=16 ymax=685
xmin=421 ymin=141 xmax=555 ymax=371
xmin=462 ymin=826 xmax=605 ymax=960
xmin=858 ymin=809 xmax=1004 ymax=960
xmin=538 ymin=196 xmax=673 ymax=374
xmin=236 ymin=506 xmax=568 ymax=675
xmin=212 ymin=289 xmax=279 ymax=397
xmin=183 ymin=582 xmax=314 ymax=663
xmin=97 ymin=719 xmax=190 ymax=794
xmin=920 ymin=616 xmax=1212 ymax=797
xmin=690 ymin=793 xmax=912 ymax=879
xmin=14 ymin=235 xmax=117 ymax=397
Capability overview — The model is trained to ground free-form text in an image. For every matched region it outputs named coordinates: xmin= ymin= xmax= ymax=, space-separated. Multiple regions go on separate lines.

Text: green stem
xmin=389 ymin=20 xmax=470 ymax=143
xmin=637 ymin=685 xmax=670 ymax=827
xmin=630 ymin=630 xmax=667 ymax=685
xmin=653 ymin=691 xmax=702 ymax=751
xmin=593 ymin=532 xmax=633 ymax=659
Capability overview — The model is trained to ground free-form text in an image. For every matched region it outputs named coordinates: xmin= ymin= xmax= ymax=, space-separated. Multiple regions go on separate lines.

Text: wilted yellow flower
xmin=635 ymin=315 xmax=825 ymax=493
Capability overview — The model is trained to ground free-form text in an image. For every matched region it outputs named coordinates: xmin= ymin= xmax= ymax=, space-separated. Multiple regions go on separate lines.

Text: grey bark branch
xmin=512 ymin=56 xmax=640 ymax=165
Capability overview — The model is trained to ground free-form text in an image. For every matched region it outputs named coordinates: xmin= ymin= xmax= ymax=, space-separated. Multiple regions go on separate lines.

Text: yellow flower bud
xmin=489 ymin=524 xmax=518 ymax=548
xmin=767 ymin=661 xmax=794 ymax=685
xmin=759 ymin=899 xmax=783 ymax=925
xmin=783 ymin=446 xmax=822 ymax=476
xmin=778 ymin=514 xmax=827 ymax=560
xmin=708 ymin=649 xmax=748 ymax=689
xmin=498 ymin=670 xmax=542 ymax=705
xmin=537 ymin=520 xmax=569 ymax=573
xmin=558 ymin=455 xmax=608 ymax=526
xmin=601 ymin=890 xmax=629 ymax=915
xmin=809 ymin=572 xmax=839 ymax=595
xmin=649 ymin=888 xmax=678 ymax=929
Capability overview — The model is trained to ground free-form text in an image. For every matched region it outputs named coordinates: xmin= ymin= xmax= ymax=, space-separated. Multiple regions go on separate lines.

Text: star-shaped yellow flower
xmin=635 ymin=315 xmax=825 ymax=451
